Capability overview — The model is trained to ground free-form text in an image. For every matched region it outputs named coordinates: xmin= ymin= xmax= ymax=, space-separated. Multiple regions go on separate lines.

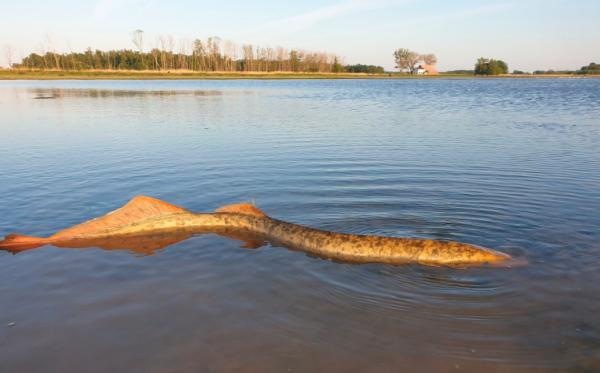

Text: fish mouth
xmin=429 ymin=245 xmax=522 ymax=268
xmin=440 ymin=256 xmax=527 ymax=269
xmin=481 ymin=245 xmax=529 ymax=268
xmin=461 ymin=246 xmax=527 ymax=268
xmin=476 ymin=247 xmax=528 ymax=268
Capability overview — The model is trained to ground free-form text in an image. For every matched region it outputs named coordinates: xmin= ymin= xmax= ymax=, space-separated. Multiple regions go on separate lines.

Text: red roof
xmin=419 ymin=64 xmax=438 ymax=75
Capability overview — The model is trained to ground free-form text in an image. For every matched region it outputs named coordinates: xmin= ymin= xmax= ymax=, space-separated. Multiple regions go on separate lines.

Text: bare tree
xmin=275 ymin=46 xmax=285 ymax=71
xmin=3 ymin=44 xmax=15 ymax=68
xmin=150 ymin=38 xmax=160 ymax=70
xmin=166 ymin=35 xmax=174 ymax=70
xmin=45 ymin=34 xmax=61 ymax=69
xmin=207 ymin=36 xmax=221 ymax=71
xmin=158 ymin=35 xmax=167 ymax=69
xmin=18 ymin=48 xmax=25 ymax=69
xmin=242 ymin=44 xmax=253 ymax=71
xmin=394 ymin=48 xmax=420 ymax=73
xmin=131 ymin=29 xmax=144 ymax=52
xmin=178 ymin=39 xmax=188 ymax=70
xmin=421 ymin=53 xmax=437 ymax=65
xmin=193 ymin=39 xmax=206 ymax=71
xmin=65 ymin=40 xmax=76 ymax=70
xmin=37 ymin=43 xmax=49 ymax=69
xmin=223 ymin=40 xmax=236 ymax=71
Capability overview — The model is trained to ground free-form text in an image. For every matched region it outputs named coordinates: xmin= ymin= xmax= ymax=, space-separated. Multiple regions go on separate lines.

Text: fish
xmin=0 ymin=195 xmax=513 ymax=267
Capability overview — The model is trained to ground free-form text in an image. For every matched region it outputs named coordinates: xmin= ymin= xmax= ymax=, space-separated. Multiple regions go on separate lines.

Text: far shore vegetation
xmin=2 ymin=69 xmax=596 ymax=80
xmin=1 ymin=31 xmax=598 ymax=79
xmin=474 ymin=58 xmax=509 ymax=75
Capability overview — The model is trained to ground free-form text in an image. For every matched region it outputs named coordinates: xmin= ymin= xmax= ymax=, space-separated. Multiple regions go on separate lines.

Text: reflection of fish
xmin=0 ymin=196 xmax=512 ymax=267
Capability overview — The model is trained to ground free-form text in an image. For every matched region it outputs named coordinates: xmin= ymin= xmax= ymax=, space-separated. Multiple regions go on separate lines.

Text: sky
xmin=0 ymin=0 xmax=598 ymax=71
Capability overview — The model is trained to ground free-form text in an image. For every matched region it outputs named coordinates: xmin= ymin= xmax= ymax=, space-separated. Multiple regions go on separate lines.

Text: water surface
xmin=1 ymin=79 xmax=599 ymax=372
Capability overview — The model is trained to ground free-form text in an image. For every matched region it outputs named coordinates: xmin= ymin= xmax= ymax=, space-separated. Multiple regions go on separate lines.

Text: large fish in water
xmin=0 ymin=196 xmax=512 ymax=267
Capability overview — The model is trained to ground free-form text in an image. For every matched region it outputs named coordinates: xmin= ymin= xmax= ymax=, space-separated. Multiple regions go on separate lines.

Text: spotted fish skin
xmin=95 ymin=212 xmax=510 ymax=266
xmin=0 ymin=196 xmax=511 ymax=267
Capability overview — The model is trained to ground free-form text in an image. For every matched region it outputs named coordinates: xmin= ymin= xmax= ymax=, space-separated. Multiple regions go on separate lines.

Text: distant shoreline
xmin=0 ymin=69 xmax=596 ymax=80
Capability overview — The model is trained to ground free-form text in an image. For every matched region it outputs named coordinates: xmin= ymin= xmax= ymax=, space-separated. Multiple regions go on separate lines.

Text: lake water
xmin=1 ymin=78 xmax=599 ymax=372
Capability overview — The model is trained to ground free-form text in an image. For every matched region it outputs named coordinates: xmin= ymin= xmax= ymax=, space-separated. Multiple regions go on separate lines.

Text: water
xmin=1 ymin=79 xmax=599 ymax=372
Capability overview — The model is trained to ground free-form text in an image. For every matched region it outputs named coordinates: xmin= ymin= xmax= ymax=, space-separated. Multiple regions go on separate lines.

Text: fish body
xmin=0 ymin=196 xmax=511 ymax=267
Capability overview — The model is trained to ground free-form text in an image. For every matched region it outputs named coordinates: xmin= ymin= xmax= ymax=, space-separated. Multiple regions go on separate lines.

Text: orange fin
xmin=50 ymin=195 xmax=189 ymax=240
xmin=0 ymin=233 xmax=49 ymax=252
xmin=215 ymin=203 xmax=267 ymax=218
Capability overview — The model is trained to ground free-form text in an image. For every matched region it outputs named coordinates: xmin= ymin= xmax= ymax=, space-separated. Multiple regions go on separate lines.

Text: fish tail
xmin=0 ymin=233 xmax=49 ymax=252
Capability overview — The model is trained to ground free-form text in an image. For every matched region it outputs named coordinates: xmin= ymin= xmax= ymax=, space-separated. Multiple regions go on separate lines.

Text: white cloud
xmin=257 ymin=0 xmax=416 ymax=34
xmin=402 ymin=2 xmax=515 ymax=27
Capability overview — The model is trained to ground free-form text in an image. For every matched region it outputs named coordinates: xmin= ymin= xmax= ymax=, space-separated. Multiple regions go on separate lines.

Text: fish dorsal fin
xmin=51 ymin=195 xmax=189 ymax=240
xmin=215 ymin=203 xmax=266 ymax=218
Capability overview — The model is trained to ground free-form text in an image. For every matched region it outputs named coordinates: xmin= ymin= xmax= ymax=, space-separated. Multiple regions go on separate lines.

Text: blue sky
xmin=1 ymin=0 xmax=598 ymax=71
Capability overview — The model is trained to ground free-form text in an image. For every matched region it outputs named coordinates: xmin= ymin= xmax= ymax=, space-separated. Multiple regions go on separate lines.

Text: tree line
xmin=578 ymin=62 xmax=600 ymax=74
xmin=345 ymin=64 xmax=385 ymax=74
xmin=473 ymin=59 xmax=600 ymax=76
xmin=531 ymin=63 xmax=600 ymax=75
xmin=10 ymin=31 xmax=387 ymax=74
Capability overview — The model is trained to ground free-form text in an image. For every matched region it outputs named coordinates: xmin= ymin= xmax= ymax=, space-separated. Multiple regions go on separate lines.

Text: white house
xmin=415 ymin=64 xmax=439 ymax=75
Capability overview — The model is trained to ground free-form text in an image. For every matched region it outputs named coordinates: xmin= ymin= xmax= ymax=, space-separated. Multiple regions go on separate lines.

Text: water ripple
xmin=1 ymin=79 xmax=599 ymax=371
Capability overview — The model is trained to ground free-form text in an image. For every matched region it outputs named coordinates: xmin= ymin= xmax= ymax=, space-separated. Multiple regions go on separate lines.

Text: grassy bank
xmin=0 ymin=69 xmax=450 ymax=80
xmin=0 ymin=69 xmax=595 ymax=80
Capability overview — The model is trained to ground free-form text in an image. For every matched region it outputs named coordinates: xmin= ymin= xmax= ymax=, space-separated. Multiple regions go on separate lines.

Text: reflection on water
xmin=0 ymin=228 xmax=268 ymax=256
xmin=1 ymin=79 xmax=600 ymax=372
xmin=31 ymin=88 xmax=227 ymax=99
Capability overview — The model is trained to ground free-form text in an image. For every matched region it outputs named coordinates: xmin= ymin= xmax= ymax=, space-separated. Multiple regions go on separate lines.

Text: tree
xmin=495 ymin=60 xmax=508 ymax=74
xmin=130 ymin=30 xmax=145 ymax=70
xmin=289 ymin=50 xmax=300 ymax=72
xmin=193 ymin=39 xmax=206 ymax=70
xmin=131 ymin=29 xmax=144 ymax=52
xmin=475 ymin=58 xmax=508 ymax=75
xmin=3 ymin=44 xmax=15 ymax=68
xmin=421 ymin=53 xmax=437 ymax=65
xmin=331 ymin=57 xmax=343 ymax=73
xmin=394 ymin=48 xmax=420 ymax=73
xmin=44 ymin=34 xmax=61 ymax=69
xmin=474 ymin=58 xmax=487 ymax=75
xmin=242 ymin=44 xmax=253 ymax=71
xmin=578 ymin=62 xmax=600 ymax=75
